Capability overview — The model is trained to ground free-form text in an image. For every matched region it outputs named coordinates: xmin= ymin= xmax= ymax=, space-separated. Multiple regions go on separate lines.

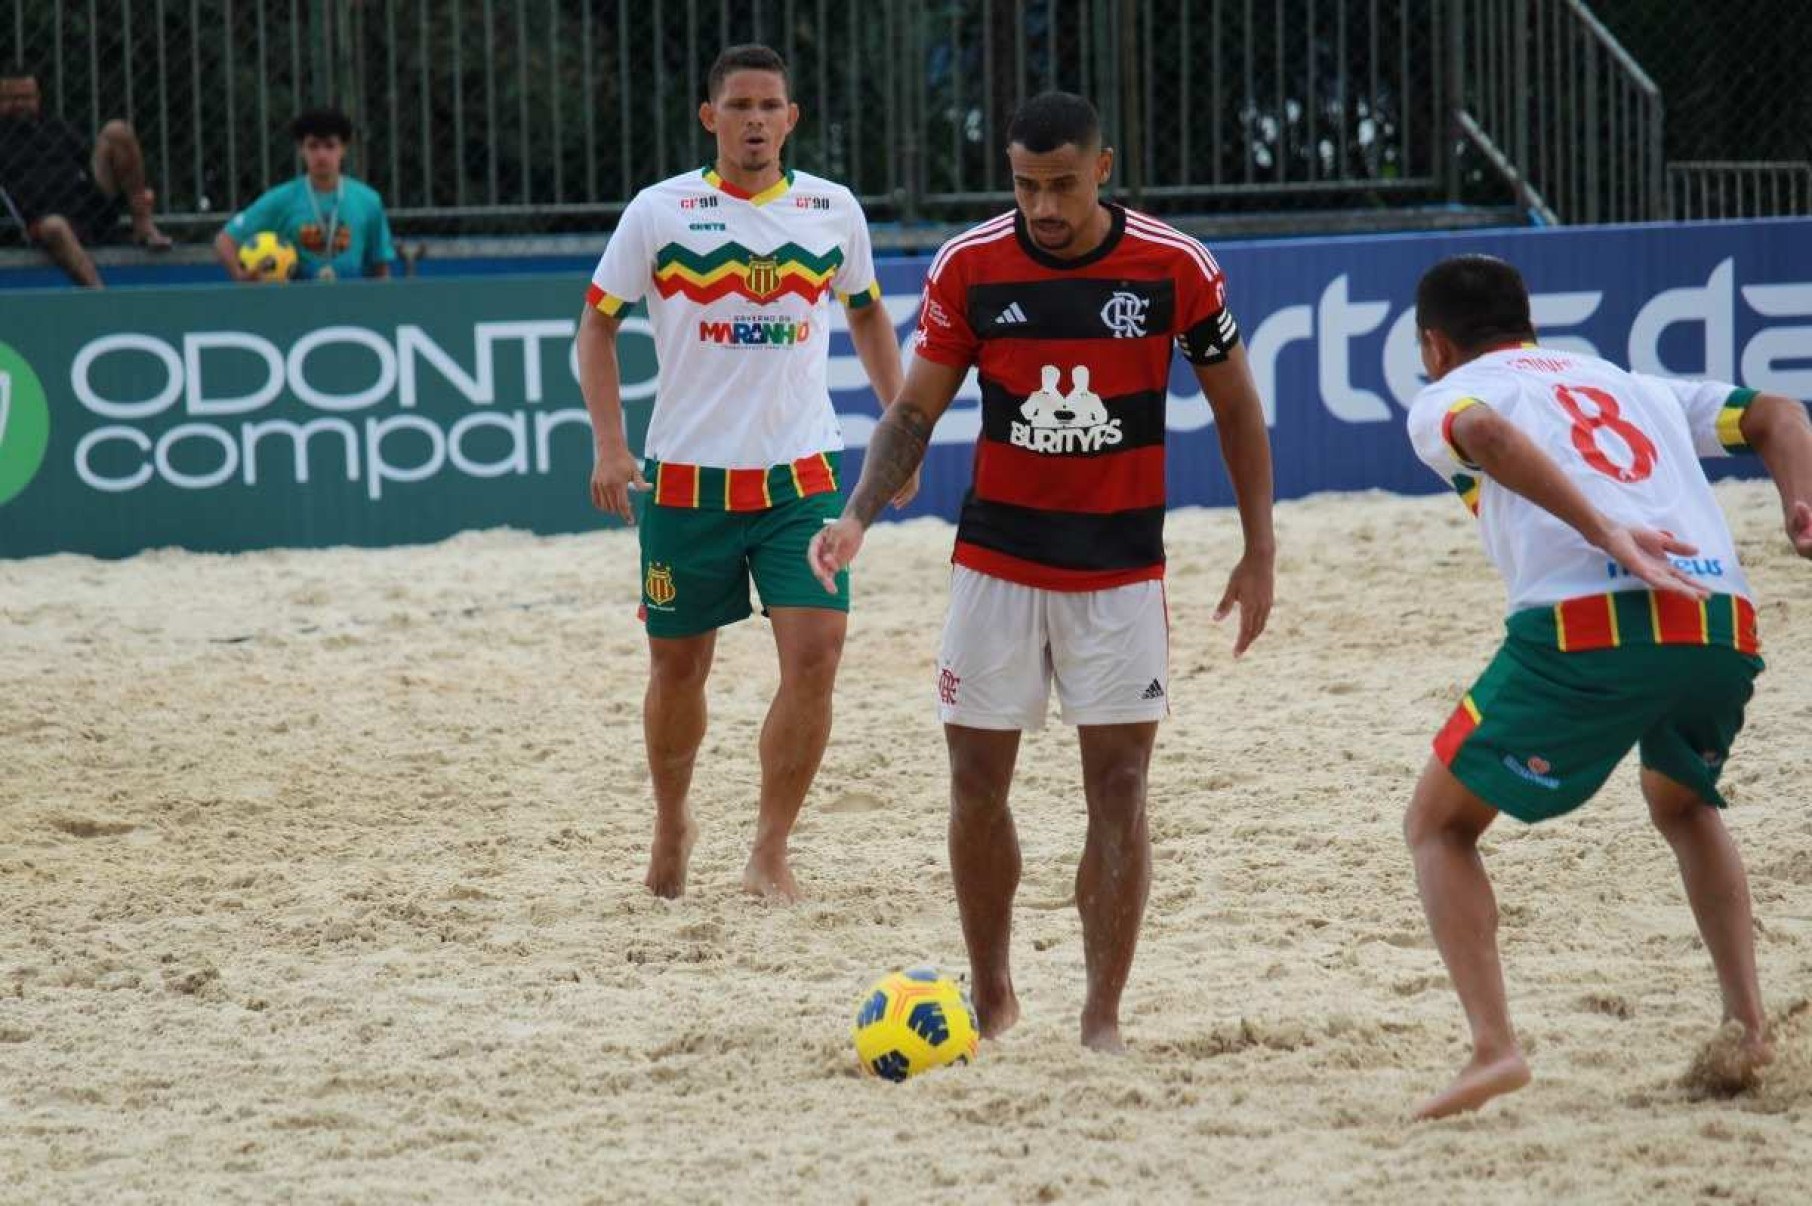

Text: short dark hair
xmin=291 ymin=107 xmax=354 ymax=143
xmin=1415 ymin=254 xmax=1536 ymax=351
xmin=1006 ymin=91 xmax=1101 ymax=154
xmin=707 ymin=44 xmax=789 ymax=100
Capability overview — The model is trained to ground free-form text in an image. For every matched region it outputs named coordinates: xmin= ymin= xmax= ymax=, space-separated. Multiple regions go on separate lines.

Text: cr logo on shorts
xmin=937 ymin=666 xmax=961 ymax=705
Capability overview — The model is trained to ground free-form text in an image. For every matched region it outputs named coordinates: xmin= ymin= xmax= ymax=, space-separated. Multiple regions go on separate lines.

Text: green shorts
xmin=637 ymin=489 xmax=849 ymax=639
xmin=1433 ymin=637 xmax=1763 ymax=823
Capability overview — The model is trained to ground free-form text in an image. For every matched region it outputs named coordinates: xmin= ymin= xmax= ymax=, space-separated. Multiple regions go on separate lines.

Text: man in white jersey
xmin=1401 ymin=255 xmax=1812 ymax=1120
xmin=575 ymin=45 xmax=911 ymax=901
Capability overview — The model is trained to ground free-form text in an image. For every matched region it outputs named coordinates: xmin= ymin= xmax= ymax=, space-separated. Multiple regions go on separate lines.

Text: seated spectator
xmin=216 ymin=107 xmax=395 ymax=283
xmin=0 ymin=72 xmax=172 ymax=288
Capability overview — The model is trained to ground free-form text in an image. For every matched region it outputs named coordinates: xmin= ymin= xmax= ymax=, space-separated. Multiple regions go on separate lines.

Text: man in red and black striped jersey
xmin=810 ymin=93 xmax=1276 ymax=1051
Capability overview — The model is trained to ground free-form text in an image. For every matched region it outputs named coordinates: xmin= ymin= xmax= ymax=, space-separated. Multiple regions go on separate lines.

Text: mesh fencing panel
xmin=1 ymin=0 xmax=1803 ymax=253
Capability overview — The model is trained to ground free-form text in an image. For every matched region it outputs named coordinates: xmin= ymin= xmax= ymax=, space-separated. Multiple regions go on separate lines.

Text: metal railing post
xmin=1445 ymin=0 xmax=1464 ymax=203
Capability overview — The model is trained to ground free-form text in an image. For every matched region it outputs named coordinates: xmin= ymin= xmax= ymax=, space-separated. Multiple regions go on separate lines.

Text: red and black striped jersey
xmin=912 ymin=203 xmax=1239 ymax=590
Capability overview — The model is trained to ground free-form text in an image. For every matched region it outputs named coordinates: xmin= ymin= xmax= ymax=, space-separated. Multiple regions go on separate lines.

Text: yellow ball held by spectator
xmin=237 ymin=231 xmax=299 ymax=283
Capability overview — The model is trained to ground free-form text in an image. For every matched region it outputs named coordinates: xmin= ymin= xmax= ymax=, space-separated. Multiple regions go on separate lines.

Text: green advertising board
xmin=0 ymin=276 xmax=656 ymax=558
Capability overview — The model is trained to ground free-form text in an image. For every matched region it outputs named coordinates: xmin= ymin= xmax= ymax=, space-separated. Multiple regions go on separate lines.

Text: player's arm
xmin=1191 ymin=345 xmax=1276 ymax=656
xmin=1739 ymin=394 xmax=1812 ymax=557
xmin=575 ymin=305 xmax=648 ymax=523
xmin=1446 ymin=403 xmax=1709 ymax=597
xmin=843 ymin=299 xmax=919 ymax=508
xmin=808 ymin=355 xmax=968 ymax=592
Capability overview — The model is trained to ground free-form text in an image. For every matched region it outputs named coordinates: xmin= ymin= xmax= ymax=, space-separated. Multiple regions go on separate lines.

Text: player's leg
xmin=1637 ymin=646 xmax=1770 ymax=1075
xmin=1403 ymin=756 xmax=1529 ymax=1119
xmin=946 ymin=724 xmax=1024 ymax=1038
xmin=1641 ymin=769 xmax=1769 ymax=1063
xmin=1047 ymin=579 xmax=1169 ymax=1050
xmin=26 ymin=214 xmax=101 ymax=287
xmin=743 ymin=491 xmax=853 ymax=901
xmin=935 ymin=567 xmax=1049 ymax=1037
xmin=744 ymin=606 xmax=846 ymax=901
xmin=644 ymin=631 xmax=716 ymax=897
xmin=91 ymin=119 xmax=169 ymax=248
xmin=637 ymin=500 xmax=753 ymax=898
xmin=1075 ymin=720 xmax=1157 ymax=1052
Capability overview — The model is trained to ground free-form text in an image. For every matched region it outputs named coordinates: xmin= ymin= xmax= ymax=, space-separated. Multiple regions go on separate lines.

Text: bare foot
xmin=1081 ymin=1022 xmax=1126 ymax=1053
xmin=973 ymin=982 xmax=1021 ymax=1039
xmin=644 ymin=816 xmax=698 ymax=899
xmin=130 ymin=194 xmax=172 ymax=251
xmin=1413 ymin=1050 xmax=1531 ymax=1120
xmin=740 ymin=845 xmax=801 ymax=903
xmin=1683 ymin=1020 xmax=1774 ymax=1098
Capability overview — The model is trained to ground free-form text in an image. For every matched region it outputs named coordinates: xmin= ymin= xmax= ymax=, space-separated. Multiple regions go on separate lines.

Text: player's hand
xmin=1788 ymin=500 xmax=1812 ymax=559
xmin=1602 ymin=526 xmax=1711 ymax=598
xmin=1214 ymin=546 xmax=1275 ymax=658
xmin=891 ymin=467 xmax=922 ymax=510
xmin=590 ymin=444 xmax=649 ymax=523
xmin=808 ymin=517 xmax=865 ymax=594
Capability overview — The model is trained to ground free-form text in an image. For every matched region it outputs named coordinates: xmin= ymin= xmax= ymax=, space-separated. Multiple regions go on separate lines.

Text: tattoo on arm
xmin=848 ymin=404 xmax=934 ymax=526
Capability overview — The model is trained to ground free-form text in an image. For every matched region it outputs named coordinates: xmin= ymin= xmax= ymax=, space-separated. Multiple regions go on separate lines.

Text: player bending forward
xmin=811 ymin=92 xmax=1276 ymax=1051
xmin=576 ymin=45 xmax=910 ymax=901
xmin=1403 ymin=255 xmax=1812 ymax=1119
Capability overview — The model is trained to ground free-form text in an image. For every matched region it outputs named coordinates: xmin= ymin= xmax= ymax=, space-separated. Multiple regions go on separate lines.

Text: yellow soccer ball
xmin=852 ymin=967 xmax=979 ymax=1082
xmin=238 ymin=231 xmax=298 ymax=283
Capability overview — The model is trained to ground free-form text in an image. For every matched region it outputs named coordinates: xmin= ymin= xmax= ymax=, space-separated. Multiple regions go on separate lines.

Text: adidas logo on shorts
xmin=1141 ymin=679 xmax=1165 ymax=700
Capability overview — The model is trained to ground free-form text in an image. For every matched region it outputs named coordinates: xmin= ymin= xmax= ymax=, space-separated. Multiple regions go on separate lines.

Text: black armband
xmin=1176 ymin=307 xmax=1241 ymax=365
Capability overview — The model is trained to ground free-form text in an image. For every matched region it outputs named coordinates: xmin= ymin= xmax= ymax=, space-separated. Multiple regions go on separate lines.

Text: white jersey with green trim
xmin=1407 ymin=345 xmax=1757 ymax=613
xmin=586 ymin=166 xmax=881 ymax=470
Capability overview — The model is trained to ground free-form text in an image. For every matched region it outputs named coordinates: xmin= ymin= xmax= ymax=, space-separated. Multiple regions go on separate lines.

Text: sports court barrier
xmin=0 ymin=216 xmax=1805 ymax=559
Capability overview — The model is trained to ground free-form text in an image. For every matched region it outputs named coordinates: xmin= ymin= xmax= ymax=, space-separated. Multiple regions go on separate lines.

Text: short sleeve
xmin=365 ymin=195 xmax=396 ymax=268
xmin=586 ymin=194 xmax=656 ymax=317
xmin=1631 ymin=373 xmax=1756 ymax=458
xmin=1407 ymin=385 xmax=1493 ymax=481
xmin=910 ymin=249 xmax=978 ymax=368
xmin=831 ymin=195 xmax=881 ymax=310
xmin=225 ymin=185 xmax=286 ymax=241
xmin=1171 ymin=239 xmax=1241 ymax=366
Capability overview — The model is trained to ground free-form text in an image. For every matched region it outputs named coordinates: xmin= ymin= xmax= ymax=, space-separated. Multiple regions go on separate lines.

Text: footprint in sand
xmin=821 ymin=790 xmax=886 ymax=815
xmin=49 ymin=817 xmax=136 ymax=838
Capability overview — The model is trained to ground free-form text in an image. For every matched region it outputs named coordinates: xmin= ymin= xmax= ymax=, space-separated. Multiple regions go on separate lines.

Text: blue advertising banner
xmin=853 ymin=217 xmax=1807 ymax=523
xmin=1 ymin=217 xmax=1804 ymax=558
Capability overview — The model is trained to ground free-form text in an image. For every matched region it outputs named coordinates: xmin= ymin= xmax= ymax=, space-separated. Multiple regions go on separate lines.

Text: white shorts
xmin=935 ymin=566 xmax=1170 ymax=731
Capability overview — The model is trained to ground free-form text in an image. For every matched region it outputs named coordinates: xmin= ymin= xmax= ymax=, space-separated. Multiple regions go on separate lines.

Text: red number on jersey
xmin=1552 ymin=384 xmax=1658 ymax=483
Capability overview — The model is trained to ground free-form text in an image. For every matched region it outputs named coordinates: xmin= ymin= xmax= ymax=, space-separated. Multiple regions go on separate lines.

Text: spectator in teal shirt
xmin=215 ymin=107 xmax=394 ymax=282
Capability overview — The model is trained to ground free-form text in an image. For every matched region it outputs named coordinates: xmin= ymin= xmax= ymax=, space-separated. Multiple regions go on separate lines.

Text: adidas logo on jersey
xmin=1141 ymin=679 xmax=1166 ymax=700
xmin=994 ymin=302 xmax=1029 ymax=325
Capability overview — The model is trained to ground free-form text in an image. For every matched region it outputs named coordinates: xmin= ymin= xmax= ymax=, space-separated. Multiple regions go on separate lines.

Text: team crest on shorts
xmin=644 ymin=563 xmax=678 ymax=609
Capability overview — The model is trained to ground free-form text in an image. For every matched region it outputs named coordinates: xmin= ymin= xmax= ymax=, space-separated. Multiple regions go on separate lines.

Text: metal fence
xmin=1448 ymin=0 xmax=1663 ymax=225
xmin=2 ymin=0 xmax=1447 ymax=237
xmin=1668 ymin=161 xmax=1812 ymax=221
xmin=2 ymin=0 xmax=1807 ymax=244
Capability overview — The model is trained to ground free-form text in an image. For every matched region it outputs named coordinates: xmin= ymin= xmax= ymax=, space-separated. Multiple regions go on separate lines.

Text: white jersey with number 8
xmin=1407 ymin=345 xmax=1758 ymax=614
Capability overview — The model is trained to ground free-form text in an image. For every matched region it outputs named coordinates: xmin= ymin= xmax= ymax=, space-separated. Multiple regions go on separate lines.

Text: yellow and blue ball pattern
xmin=851 ymin=968 xmax=979 ymax=1082
xmin=237 ymin=231 xmax=299 ymax=283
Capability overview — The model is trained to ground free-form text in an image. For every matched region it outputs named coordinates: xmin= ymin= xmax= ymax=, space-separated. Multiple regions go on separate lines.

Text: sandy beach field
xmin=3 ymin=480 xmax=1808 ymax=1204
